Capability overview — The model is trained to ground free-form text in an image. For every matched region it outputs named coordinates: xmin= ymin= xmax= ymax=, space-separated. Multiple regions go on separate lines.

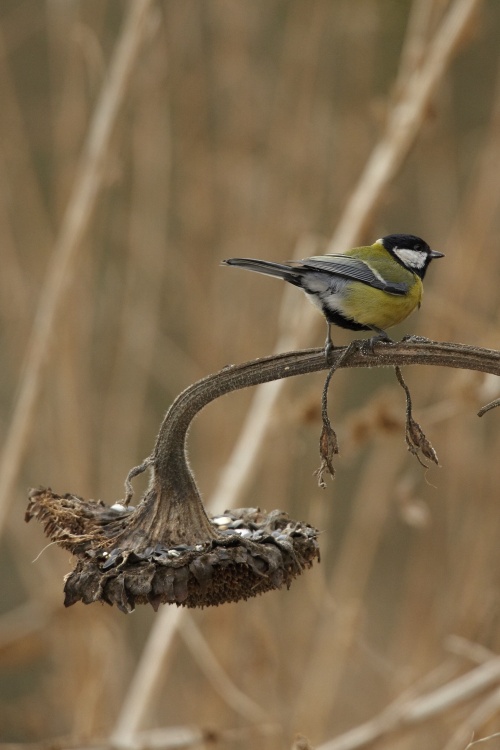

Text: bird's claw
xmin=360 ymin=332 xmax=393 ymax=355
xmin=401 ymin=334 xmax=433 ymax=344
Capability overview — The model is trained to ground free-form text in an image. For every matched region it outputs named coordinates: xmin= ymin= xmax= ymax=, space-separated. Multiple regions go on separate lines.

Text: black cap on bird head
xmin=379 ymin=233 xmax=444 ymax=278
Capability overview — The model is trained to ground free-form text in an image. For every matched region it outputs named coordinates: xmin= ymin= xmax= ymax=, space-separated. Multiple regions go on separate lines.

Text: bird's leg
xmin=324 ymin=322 xmax=333 ymax=359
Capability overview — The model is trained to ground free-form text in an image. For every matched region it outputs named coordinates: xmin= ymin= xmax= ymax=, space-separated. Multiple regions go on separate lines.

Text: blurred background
xmin=1 ymin=1 xmax=500 ymax=748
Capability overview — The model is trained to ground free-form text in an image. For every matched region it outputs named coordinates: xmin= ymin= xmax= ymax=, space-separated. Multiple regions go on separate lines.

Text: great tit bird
xmin=223 ymin=234 xmax=444 ymax=349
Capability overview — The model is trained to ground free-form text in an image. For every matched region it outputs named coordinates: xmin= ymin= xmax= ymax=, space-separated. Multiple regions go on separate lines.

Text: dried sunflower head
xmin=27 ymin=488 xmax=320 ymax=613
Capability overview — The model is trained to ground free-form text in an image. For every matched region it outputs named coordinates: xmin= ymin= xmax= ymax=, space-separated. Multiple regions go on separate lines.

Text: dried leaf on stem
xmin=394 ymin=364 xmax=439 ymax=467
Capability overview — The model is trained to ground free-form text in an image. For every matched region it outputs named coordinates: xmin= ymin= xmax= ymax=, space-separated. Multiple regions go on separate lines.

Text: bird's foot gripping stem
xmin=360 ymin=329 xmax=393 ymax=355
xmin=401 ymin=334 xmax=433 ymax=344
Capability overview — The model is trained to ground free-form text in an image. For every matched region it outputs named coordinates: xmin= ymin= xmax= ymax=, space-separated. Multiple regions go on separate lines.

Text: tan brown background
xmin=1 ymin=1 xmax=500 ymax=748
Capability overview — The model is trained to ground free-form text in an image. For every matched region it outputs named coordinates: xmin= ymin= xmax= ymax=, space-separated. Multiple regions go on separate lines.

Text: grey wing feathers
xmin=223 ymin=254 xmax=410 ymax=295
xmin=302 ymin=255 xmax=409 ymax=295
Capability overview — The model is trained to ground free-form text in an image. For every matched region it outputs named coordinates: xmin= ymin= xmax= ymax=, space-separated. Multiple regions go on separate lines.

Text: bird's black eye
xmin=414 ymin=243 xmax=422 ymax=251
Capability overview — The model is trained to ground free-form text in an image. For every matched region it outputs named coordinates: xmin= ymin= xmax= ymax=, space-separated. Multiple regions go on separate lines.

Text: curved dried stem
xmin=477 ymin=397 xmax=500 ymax=417
xmin=143 ymin=338 xmax=499 ymax=501
xmin=117 ymin=337 xmax=499 ymax=570
xmin=28 ymin=338 xmax=499 ymax=614
xmin=119 ymin=336 xmax=498 ymax=567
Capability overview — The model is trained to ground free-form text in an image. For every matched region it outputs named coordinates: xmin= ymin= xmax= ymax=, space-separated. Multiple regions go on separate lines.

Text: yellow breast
xmin=344 ymin=278 xmax=423 ymax=330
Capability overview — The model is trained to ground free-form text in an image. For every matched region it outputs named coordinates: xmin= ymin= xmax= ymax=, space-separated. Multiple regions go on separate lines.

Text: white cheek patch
xmin=393 ymin=248 xmax=426 ymax=269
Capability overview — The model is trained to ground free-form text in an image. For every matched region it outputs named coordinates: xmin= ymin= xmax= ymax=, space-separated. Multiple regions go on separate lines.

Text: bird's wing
xmin=301 ymin=255 xmax=410 ymax=295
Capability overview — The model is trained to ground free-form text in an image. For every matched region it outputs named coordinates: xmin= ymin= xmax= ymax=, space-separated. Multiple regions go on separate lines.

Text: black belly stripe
xmin=323 ymin=307 xmax=372 ymax=332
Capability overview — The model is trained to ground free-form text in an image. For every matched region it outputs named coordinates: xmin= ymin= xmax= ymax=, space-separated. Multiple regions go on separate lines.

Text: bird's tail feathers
xmin=222 ymin=258 xmax=300 ymax=285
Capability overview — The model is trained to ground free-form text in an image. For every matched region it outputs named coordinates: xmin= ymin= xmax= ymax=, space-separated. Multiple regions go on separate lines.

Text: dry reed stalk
xmin=328 ymin=0 xmax=482 ymax=253
xmin=384 ymin=66 xmax=500 ymax=727
xmin=392 ymin=0 xmax=439 ymax=93
xmin=436 ymin=63 xmax=500 ymax=330
xmin=179 ymin=614 xmax=270 ymax=724
xmin=109 ymin=1 xmax=482 ymax=744
xmin=110 ymin=606 xmax=185 ymax=745
xmin=466 ymin=732 xmax=500 ymax=749
xmin=443 ymin=685 xmax=500 ymax=750
xmin=0 ymin=0 xmax=156 ymax=536
xmin=0 ymin=25 xmax=53 ymax=262
xmin=98 ymin=39 xmax=171 ymax=498
xmin=292 ymin=440 xmax=407 ymax=737
xmin=316 ymin=657 xmax=500 ymax=750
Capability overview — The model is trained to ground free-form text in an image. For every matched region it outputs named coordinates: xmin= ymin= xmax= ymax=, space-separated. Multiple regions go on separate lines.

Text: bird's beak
xmin=430 ymin=250 xmax=445 ymax=259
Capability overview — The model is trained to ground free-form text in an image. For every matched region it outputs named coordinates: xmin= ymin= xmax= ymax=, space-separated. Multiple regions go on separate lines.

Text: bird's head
xmin=379 ymin=234 xmax=444 ymax=278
